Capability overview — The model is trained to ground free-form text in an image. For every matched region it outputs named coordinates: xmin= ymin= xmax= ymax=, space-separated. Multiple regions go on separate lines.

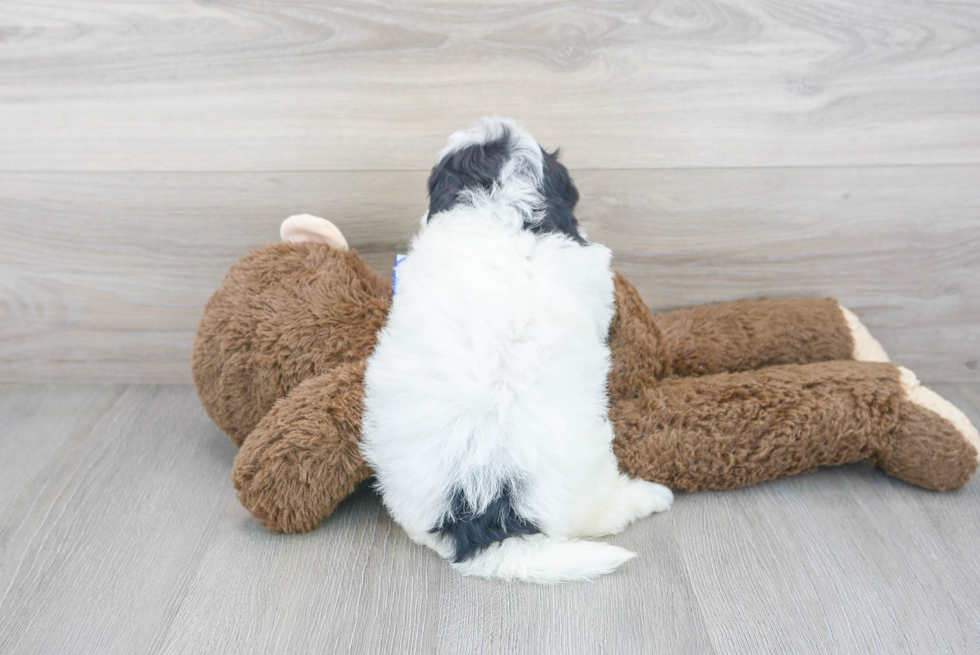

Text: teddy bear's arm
xmin=610 ymin=360 xmax=978 ymax=493
xmin=232 ymin=362 xmax=371 ymax=533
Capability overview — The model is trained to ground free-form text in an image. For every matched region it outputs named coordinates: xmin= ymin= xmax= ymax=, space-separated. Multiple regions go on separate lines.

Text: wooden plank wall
xmin=1 ymin=0 xmax=978 ymax=382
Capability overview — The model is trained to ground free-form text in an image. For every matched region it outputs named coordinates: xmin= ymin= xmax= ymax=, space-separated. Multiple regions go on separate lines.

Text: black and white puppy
xmin=361 ymin=118 xmax=672 ymax=583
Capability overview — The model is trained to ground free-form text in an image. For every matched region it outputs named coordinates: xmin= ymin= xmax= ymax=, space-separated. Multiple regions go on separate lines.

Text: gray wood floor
xmin=1 ymin=382 xmax=979 ymax=654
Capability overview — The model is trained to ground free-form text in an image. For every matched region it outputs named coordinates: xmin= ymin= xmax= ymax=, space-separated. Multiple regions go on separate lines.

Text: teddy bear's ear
xmin=280 ymin=214 xmax=349 ymax=251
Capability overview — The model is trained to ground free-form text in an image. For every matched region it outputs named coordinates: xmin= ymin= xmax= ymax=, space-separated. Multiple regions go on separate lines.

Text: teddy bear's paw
xmin=839 ymin=304 xmax=889 ymax=363
xmin=233 ymin=465 xmax=324 ymax=534
xmin=280 ymin=214 xmax=349 ymax=251
xmin=900 ymin=366 xmax=980 ymax=462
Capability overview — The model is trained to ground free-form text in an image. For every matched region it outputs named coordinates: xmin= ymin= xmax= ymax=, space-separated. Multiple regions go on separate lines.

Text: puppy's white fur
xmin=361 ymin=120 xmax=672 ymax=583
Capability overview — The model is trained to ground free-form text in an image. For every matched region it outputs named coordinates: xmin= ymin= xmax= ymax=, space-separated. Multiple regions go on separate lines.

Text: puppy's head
xmin=425 ymin=117 xmax=585 ymax=243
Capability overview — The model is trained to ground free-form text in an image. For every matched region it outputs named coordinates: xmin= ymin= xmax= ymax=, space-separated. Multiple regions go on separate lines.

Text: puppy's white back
xmin=363 ymin=204 xmax=614 ymax=535
xmin=361 ymin=117 xmax=672 ymax=583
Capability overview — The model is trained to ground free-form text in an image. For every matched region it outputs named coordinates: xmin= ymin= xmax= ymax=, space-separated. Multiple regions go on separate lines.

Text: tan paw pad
xmin=840 ymin=305 xmax=890 ymax=362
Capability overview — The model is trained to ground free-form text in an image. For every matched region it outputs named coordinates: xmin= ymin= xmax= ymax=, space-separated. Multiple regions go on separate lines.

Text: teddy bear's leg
xmin=232 ymin=363 xmax=371 ymax=533
xmin=880 ymin=366 xmax=980 ymax=489
xmin=608 ymin=273 xmax=889 ymax=402
xmin=611 ymin=361 xmax=978 ymax=492
xmin=651 ymin=298 xmax=889 ymax=378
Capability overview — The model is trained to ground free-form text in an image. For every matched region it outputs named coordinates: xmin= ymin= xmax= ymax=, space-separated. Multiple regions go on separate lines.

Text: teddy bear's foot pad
xmin=839 ymin=305 xmax=890 ymax=363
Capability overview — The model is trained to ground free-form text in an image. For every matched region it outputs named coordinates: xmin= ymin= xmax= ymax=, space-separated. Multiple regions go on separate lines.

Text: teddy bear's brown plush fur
xmin=194 ymin=240 xmax=979 ymax=534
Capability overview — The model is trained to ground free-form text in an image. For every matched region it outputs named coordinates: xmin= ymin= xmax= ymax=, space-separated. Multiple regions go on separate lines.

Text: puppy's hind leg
xmin=574 ymin=466 xmax=673 ymax=538
xmin=621 ymin=477 xmax=674 ymax=521
xmin=574 ymin=452 xmax=674 ymax=537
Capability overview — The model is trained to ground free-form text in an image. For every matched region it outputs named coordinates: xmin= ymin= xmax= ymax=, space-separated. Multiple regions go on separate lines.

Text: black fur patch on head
xmin=430 ymin=483 xmax=540 ymax=563
xmin=529 ymin=147 xmax=585 ymax=244
xmin=427 ymin=132 xmax=512 ymax=218
xmin=426 ymin=126 xmax=586 ymax=244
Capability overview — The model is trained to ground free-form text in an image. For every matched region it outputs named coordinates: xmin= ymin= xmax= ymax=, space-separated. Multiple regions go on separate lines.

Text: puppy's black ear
xmin=427 ymin=133 xmax=512 ymax=218
xmin=534 ymin=148 xmax=585 ymax=244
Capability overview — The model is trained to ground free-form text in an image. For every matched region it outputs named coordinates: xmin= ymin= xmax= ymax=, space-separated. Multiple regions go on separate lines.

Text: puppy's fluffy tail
xmin=451 ymin=534 xmax=635 ymax=584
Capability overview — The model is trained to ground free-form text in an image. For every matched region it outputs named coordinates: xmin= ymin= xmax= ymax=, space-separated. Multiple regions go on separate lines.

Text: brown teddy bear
xmin=192 ymin=215 xmax=979 ymax=534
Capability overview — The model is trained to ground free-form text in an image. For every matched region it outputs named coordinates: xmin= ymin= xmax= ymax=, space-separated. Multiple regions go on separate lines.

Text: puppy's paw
xmin=628 ymin=479 xmax=674 ymax=517
xmin=575 ymin=479 xmax=674 ymax=538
